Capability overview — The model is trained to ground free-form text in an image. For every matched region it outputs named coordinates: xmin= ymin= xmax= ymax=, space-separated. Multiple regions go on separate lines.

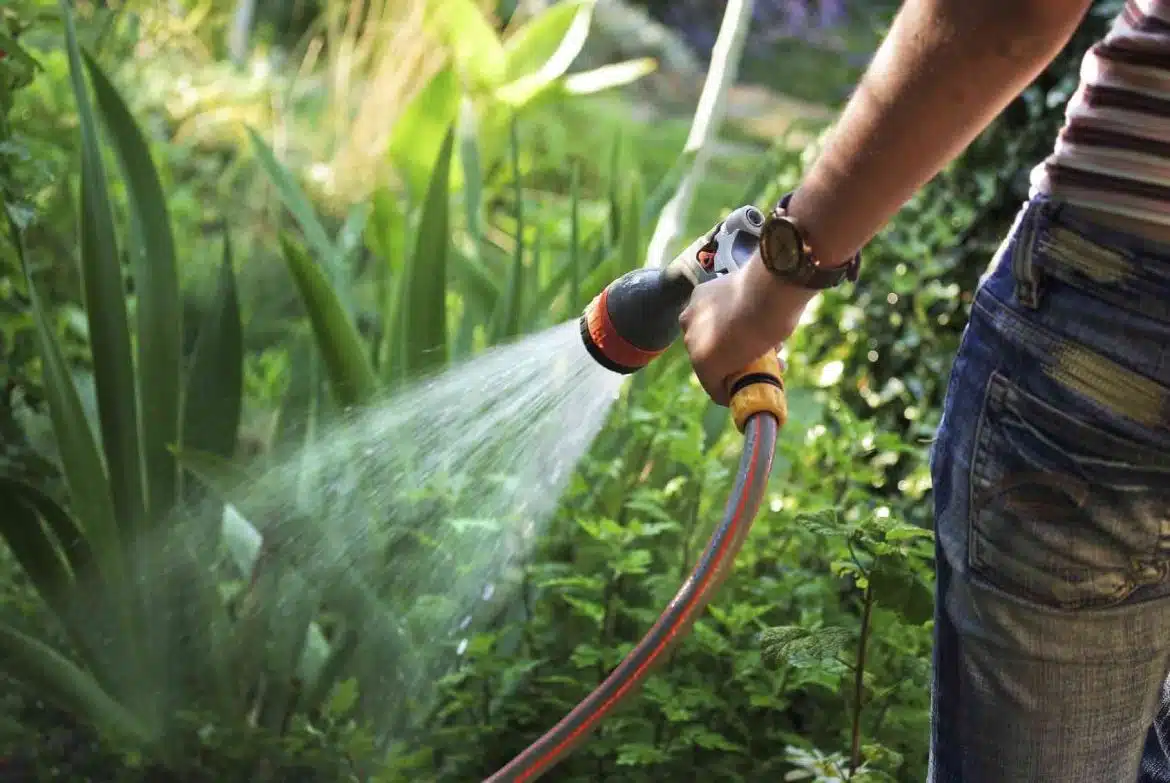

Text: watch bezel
xmin=761 ymin=194 xmax=863 ymax=290
xmin=760 ymin=214 xmax=803 ymax=275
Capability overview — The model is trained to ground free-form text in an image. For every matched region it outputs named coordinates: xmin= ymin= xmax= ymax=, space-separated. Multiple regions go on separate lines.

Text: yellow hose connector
xmin=726 ymin=353 xmax=788 ymax=433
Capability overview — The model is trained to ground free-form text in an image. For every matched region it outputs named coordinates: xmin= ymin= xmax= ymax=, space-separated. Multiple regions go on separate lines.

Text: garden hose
xmin=484 ymin=209 xmax=788 ymax=783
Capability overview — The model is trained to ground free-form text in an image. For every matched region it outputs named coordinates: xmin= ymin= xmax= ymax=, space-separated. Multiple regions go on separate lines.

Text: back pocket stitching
xmin=966 ymin=371 xmax=1157 ymax=611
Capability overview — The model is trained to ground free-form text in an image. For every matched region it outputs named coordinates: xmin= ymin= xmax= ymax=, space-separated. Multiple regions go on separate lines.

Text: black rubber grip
xmin=728 ymin=372 xmax=782 ymax=396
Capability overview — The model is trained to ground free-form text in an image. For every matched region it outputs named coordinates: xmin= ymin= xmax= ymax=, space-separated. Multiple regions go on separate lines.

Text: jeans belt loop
xmin=1011 ymin=199 xmax=1046 ymax=310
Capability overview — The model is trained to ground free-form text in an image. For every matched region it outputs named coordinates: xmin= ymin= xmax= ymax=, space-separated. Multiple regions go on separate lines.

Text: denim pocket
xmin=968 ymin=369 xmax=1170 ymax=610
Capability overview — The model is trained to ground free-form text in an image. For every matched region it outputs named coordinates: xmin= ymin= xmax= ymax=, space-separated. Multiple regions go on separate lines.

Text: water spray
xmin=485 ymin=207 xmax=788 ymax=782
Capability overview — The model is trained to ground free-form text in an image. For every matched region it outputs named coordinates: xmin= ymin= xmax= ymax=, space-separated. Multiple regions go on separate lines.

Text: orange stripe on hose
xmin=514 ymin=424 xmax=766 ymax=782
xmin=585 ymin=287 xmax=667 ymax=370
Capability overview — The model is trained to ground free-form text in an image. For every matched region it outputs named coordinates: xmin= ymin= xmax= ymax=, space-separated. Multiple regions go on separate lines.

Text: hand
xmin=679 ymin=253 xmax=816 ymax=405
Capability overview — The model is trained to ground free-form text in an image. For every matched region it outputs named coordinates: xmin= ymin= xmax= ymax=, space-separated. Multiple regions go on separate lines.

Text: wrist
xmin=740 ymin=251 xmax=817 ymax=339
xmin=781 ymin=187 xmax=860 ymax=271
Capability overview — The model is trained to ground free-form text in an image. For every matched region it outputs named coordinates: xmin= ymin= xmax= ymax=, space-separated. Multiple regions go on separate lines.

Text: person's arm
xmin=786 ymin=0 xmax=1092 ymax=269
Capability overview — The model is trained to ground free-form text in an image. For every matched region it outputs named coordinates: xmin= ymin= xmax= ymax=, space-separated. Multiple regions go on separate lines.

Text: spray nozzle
xmin=578 ymin=205 xmax=765 ymax=374
xmin=578 ymin=204 xmax=786 ymax=431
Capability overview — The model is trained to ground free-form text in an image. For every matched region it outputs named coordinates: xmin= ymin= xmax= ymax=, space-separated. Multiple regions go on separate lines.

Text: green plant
xmin=0 ymin=3 xmax=342 ymax=764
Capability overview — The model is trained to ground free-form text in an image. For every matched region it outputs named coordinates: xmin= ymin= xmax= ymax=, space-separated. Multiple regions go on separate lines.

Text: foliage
xmin=0 ymin=0 xmax=1125 ymax=781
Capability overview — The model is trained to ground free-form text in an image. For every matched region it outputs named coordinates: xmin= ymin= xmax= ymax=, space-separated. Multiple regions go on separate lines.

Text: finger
xmin=696 ymin=364 xmax=729 ymax=407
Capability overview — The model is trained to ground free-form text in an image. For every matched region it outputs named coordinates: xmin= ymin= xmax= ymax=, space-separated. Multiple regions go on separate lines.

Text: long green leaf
xmin=281 ymin=234 xmax=378 ymax=407
xmin=403 ymin=125 xmax=455 ymax=377
xmin=620 ymin=173 xmax=644 ymax=272
xmin=388 ymin=65 xmax=460 ymax=204
xmin=0 ymin=621 xmax=149 ymax=744
xmin=496 ymin=0 xmax=593 ymax=106
xmin=0 ymin=483 xmax=74 ymax=615
xmin=369 ymin=189 xmax=408 ymax=378
xmin=570 ymin=161 xmax=581 ymax=310
xmin=494 ymin=117 xmax=525 ymax=341
xmin=83 ymin=51 xmax=181 ymax=522
xmin=181 ymin=235 xmax=243 ymax=464
xmin=247 ymin=128 xmax=344 ymax=291
xmin=458 ymin=98 xmax=483 ymax=242
xmin=62 ymin=0 xmax=146 ymax=540
xmin=502 ymin=0 xmax=592 ymax=79
xmin=14 ymin=226 xmax=122 ymax=587
xmin=0 ymin=477 xmax=94 ymax=584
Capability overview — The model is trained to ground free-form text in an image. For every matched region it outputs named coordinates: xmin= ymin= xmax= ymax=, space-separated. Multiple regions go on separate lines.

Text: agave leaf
xmin=83 ymin=51 xmax=181 ymax=522
xmin=62 ymin=1 xmax=146 ymax=539
xmin=403 ymin=125 xmax=455 ymax=377
xmin=0 ymin=480 xmax=74 ymax=615
xmin=0 ymin=477 xmax=93 ymax=583
xmin=181 ymin=235 xmax=243 ymax=466
xmin=12 ymin=217 xmax=122 ymax=587
xmin=280 ymin=233 xmax=378 ymax=408
xmin=0 ymin=621 xmax=149 ymax=744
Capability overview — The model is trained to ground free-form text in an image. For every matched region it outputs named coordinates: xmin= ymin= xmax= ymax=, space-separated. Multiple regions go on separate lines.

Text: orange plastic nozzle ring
xmin=584 ymin=286 xmax=667 ymax=371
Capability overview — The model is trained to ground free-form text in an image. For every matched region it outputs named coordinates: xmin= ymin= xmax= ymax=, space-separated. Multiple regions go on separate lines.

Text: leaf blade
xmin=83 ymin=50 xmax=181 ymax=522
xmin=281 ymin=234 xmax=378 ymax=407
xmin=403 ymin=125 xmax=455 ymax=377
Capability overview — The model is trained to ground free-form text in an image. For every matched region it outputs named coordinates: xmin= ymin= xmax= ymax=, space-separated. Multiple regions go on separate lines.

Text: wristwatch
xmin=758 ymin=192 xmax=861 ymax=289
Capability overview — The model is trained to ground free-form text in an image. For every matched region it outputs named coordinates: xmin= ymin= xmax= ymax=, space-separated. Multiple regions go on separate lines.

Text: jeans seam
xmin=965 ymin=367 xmax=999 ymax=581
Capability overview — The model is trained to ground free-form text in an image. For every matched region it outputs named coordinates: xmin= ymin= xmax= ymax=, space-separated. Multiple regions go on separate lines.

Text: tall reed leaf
xmin=83 ymin=51 xmax=181 ymax=522
xmin=181 ymin=236 xmax=243 ymax=466
xmin=403 ymin=125 xmax=455 ymax=377
xmin=389 ymin=64 xmax=459 ymax=206
xmin=280 ymin=233 xmax=378 ymax=407
xmin=11 ymin=218 xmax=123 ymax=586
xmin=247 ymin=128 xmax=342 ymax=289
xmin=494 ymin=117 xmax=525 ymax=340
xmin=61 ymin=0 xmax=146 ymax=539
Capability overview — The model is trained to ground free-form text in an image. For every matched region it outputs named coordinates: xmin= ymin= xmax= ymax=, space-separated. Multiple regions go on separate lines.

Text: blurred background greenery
xmin=0 ymin=0 xmax=1122 ymax=781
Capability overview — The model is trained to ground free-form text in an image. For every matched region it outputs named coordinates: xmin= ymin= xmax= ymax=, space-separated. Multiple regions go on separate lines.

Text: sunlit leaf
xmin=389 ymin=64 xmax=460 ymax=206
xmin=563 ymin=58 xmax=658 ymax=95
xmin=422 ymin=0 xmax=506 ymax=87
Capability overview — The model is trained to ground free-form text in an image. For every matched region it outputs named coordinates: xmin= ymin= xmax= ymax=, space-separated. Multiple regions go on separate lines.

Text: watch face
xmin=763 ymin=217 xmax=802 ymax=274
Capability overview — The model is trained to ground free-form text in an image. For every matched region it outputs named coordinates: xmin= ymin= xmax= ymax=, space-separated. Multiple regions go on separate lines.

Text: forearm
xmin=786 ymin=0 xmax=1091 ymax=268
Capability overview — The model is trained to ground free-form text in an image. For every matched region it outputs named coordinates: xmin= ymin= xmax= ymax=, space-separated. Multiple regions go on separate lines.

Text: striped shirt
xmin=1030 ymin=0 xmax=1170 ymax=226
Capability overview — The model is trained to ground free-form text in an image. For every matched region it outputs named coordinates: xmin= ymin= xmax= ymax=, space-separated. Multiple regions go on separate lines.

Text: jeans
xmin=928 ymin=195 xmax=1170 ymax=782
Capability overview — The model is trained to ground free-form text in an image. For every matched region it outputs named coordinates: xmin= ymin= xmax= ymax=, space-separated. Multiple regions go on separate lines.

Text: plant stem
xmin=850 ymin=585 xmax=875 ymax=775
